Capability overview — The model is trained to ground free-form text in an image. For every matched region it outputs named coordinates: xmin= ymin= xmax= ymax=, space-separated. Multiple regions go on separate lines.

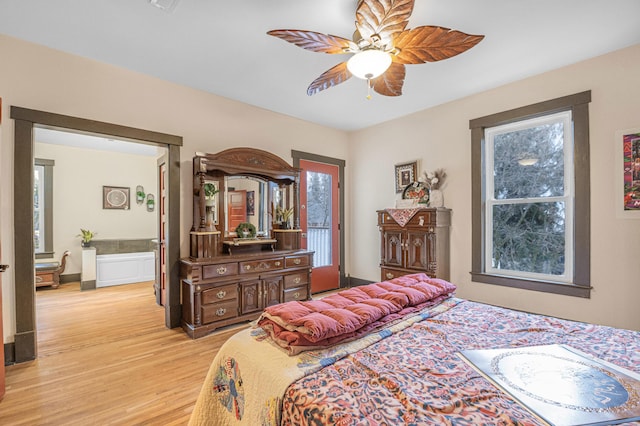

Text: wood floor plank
xmin=1 ymin=281 xmax=247 ymax=425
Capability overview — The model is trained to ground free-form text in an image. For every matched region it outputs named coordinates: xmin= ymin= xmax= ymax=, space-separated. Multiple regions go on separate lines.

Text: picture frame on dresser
xmin=395 ymin=161 xmax=417 ymax=193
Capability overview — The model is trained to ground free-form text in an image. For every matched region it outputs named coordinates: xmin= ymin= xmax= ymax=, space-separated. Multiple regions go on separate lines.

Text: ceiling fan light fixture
xmin=346 ymin=50 xmax=392 ymax=80
xmin=518 ymin=156 xmax=539 ymax=166
xmin=148 ymin=0 xmax=180 ymax=13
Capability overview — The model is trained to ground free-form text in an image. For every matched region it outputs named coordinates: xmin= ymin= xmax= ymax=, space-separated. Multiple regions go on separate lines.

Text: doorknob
xmin=0 ymin=264 xmax=9 ymax=272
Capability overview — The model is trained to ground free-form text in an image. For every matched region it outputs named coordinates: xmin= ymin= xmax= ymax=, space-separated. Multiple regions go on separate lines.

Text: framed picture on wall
xmin=103 ymin=186 xmax=130 ymax=210
xmin=616 ymin=127 xmax=640 ymax=218
xmin=395 ymin=161 xmax=418 ymax=193
xmin=246 ymin=190 xmax=255 ymax=216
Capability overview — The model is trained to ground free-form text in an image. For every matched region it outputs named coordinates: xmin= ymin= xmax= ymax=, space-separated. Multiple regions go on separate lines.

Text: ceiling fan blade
xmin=372 ymin=62 xmax=406 ymax=96
xmin=393 ymin=26 xmax=485 ymax=64
xmin=267 ymin=30 xmax=354 ymax=54
xmin=355 ymin=0 xmax=414 ymax=43
xmin=307 ymin=62 xmax=353 ymax=96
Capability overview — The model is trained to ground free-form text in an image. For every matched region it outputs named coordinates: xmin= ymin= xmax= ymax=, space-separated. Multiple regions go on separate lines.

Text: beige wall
xmin=0 ymin=34 xmax=349 ymax=343
xmin=348 ymin=44 xmax=640 ymax=331
xmin=1 ymin=32 xmax=638 ymax=345
xmin=34 ymin=142 xmax=160 ymax=275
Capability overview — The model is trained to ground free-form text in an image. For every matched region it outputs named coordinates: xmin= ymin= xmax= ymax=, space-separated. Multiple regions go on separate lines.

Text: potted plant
xmin=77 ymin=228 xmax=96 ymax=248
xmin=277 ymin=205 xmax=294 ymax=229
xmin=136 ymin=185 xmax=145 ymax=204
xmin=204 ymin=183 xmax=218 ymax=206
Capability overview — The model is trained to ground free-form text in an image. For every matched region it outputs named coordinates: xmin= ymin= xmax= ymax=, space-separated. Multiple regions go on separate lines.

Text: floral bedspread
xmin=189 ymin=298 xmax=460 ymax=426
xmin=281 ymin=299 xmax=640 ymax=425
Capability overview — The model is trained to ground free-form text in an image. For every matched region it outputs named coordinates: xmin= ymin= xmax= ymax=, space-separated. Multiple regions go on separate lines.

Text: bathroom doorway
xmin=11 ymin=106 xmax=182 ymax=363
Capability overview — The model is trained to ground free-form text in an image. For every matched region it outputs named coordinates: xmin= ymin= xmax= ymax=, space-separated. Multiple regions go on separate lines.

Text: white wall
xmin=0 ymin=34 xmax=349 ymax=344
xmin=348 ymin=44 xmax=640 ymax=331
xmin=34 ymin=142 xmax=159 ymax=275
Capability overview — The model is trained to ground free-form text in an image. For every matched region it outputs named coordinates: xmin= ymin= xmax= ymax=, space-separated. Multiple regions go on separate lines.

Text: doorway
xmin=292 ymin=151 xmax=346 ymax=293
xmin=10 ymin=106 xmax=182 ymax=363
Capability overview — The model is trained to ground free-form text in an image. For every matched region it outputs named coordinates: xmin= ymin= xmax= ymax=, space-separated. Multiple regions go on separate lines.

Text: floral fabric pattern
xmin=281 ymin=300 xmax=640 ymax=425
xmin=213 ymin=357 xmax=245 ymax=420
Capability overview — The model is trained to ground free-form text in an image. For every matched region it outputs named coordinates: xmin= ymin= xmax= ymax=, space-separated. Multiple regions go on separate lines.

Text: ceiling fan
xmin=267 ymin=0 xmax=484 ymax=98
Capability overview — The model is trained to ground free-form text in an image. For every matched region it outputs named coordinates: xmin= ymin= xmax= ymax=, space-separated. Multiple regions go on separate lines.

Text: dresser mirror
xmin=191 ymin=148 xmax=300 ymax=258
xmin=224 ymin=176 xmax=269 ymax=237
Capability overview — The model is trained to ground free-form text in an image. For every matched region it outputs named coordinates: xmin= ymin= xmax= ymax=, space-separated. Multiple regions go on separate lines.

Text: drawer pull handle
xmin=385 ymin=272 xmax=394 ymax=279
xmin=36 ymin=276 xmax=43 ymax=282
xmin=244 ymin=265 xmax=251 ymax=271
xmin=275 ymin=261 xmax=281 ymax=266
xmin=216 ymin=290 xmax=226 ymax=299
xmin=294 ymin=292 xmax=300 ymax=299
xmin=293 ymin=258 xmax=301 ymax=265
xmin=294 ymin=277 xmax=301 ymax=284
xmin=216 ymin=266 xmax=227 ymax=275
xmin=216 ymin=308 xmax=227 ymax=316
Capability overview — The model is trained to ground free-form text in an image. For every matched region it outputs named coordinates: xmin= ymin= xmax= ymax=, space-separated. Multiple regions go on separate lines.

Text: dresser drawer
xmin=239 ymin=258 xmax=284 ymax=274
xmin=285 ymin=255 xmax=309 ymax=268
xmin=35 ymin=272 xmax=55 ymax=285
xmin=381 ymin=267 xmax=407 ymax=281
xmin=201 ymin=284 xmax=237 ymax=304
xmin=284 ymin=272 xmax=308 ymax=289
xmin=283 ymin=286 xmax=308 ymax=302
xmin=202 ymin=262 xmax=238 ymax=280
xmin=201 ymin=300 xmax=237 ymax=324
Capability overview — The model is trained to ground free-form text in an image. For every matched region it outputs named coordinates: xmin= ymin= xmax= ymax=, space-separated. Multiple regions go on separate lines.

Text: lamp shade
xmin=347 ymin=50 xmax=392 ymax=79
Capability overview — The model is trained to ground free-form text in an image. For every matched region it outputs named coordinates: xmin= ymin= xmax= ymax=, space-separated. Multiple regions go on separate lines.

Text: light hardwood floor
xmin=1 ymin=281 xmax=247 ymax=425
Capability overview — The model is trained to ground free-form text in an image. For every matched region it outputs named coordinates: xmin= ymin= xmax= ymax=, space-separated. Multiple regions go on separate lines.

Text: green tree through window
xmin=470 ymin=91 xmax=591 ymax=298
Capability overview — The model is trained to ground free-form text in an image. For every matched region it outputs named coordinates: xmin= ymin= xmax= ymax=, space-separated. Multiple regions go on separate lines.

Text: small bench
xmin=35 ymin=250 xmax=70 ymax=289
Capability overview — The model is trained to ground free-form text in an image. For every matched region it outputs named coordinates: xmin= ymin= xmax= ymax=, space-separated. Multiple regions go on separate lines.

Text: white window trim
xmin=483 ymin=111 xmax=575 ymax=283
xmin=34 ymin=164 xmax=46 ymax=254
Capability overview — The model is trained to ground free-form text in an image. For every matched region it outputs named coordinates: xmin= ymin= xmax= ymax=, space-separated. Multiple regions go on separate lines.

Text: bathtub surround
xmin=81 ymin=239 xmax=157 ymax=290
xmin=90 ymin=238 xmax=156 ymax=255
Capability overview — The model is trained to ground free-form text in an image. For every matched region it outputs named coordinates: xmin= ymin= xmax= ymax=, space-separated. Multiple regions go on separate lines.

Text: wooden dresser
xmin=181 ymin=250 xmax=313 ymax=339
xmin=377 ymin=208 xmax=451 ymax=281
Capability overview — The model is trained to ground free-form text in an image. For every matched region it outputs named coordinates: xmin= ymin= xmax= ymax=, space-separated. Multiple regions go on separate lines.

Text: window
xmin=34 ymin=158 xmax=54 ymax=259
xmin=469 ymin=91 xmax=591 ymax=298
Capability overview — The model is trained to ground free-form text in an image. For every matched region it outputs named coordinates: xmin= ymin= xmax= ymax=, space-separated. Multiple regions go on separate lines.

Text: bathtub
xmin=96 ymin=251 xmax=155 ymax=287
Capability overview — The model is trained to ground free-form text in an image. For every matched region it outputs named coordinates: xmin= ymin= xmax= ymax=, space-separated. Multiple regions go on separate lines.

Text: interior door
xmin=227 ymin=190 xmax=247 ymax=231
xmin=0 ymin=106 xmax=5 ymax=399
xmin=300 ymin=160 xmax=340 ymax=293
xmin=156 ymin=158 xmax=167 ymax=306
xmin=0 ymin=247 xmax=5 ymax=401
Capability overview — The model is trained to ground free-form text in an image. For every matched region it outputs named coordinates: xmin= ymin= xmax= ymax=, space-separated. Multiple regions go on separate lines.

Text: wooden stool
xmin=35 ymin=250 xmax=70 ymax=289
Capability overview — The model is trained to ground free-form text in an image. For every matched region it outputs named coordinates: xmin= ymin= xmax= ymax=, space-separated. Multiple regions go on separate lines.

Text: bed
xmin=189 ymin=273 xmax=640 ymax=426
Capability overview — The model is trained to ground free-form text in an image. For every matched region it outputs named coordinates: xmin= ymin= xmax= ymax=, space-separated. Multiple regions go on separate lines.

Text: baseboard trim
xmin=4 ymin=342 xmax=15 ymax=366
xmin=348 ymin=276 xmax=375 ymax=287
xmin=81 ymin=280 xmax=96 ymax=291
xmin=14 ymin=331 xmax=36 ymax=363
xmin=60 ymin=273 xmax=80 ymax=284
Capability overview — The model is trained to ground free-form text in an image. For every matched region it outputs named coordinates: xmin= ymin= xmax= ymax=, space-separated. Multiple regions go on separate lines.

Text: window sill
xmin=35 ymin=251 xmax=54 ymax=260
xmin=470 ymin=272 xmax=591 ymax=298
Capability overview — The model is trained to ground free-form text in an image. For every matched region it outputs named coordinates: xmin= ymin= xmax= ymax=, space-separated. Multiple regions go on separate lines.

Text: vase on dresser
xmin=429 ymin=189 xmax=444 ymax=208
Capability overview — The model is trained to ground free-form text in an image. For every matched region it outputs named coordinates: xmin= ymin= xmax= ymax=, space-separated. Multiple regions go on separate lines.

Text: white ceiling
xmin=34 ymin=127 xmax=163 ymax=157
xmin=1 ymin=0 xmax=639 ymax=131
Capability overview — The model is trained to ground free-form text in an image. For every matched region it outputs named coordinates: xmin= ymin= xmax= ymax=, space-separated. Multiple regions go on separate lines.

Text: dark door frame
xmin=10 ymin=106 xmax=182 ymax=363
xmin=291 ymin=150 xmax=346 ymax=288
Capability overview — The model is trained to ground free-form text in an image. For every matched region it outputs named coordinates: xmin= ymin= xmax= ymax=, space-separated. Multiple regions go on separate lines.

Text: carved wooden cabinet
xmin=181 ymin=251 xmax=313 ymax=338
xmin=181 ymin=148 xmax=313 ymax=339
xmin=377 ymin=208 xmax=451 ymax=282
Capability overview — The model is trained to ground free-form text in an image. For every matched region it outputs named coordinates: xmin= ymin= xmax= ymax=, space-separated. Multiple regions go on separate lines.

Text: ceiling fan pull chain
xmin=366 ymin=78 xmax=372 ymax=100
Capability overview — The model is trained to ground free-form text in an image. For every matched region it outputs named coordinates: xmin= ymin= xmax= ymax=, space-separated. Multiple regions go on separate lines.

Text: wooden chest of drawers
xmin=377 ymin=208 xmax=450 ymax=282
xmin=181 ymin=250 xmax=313 ymax=339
